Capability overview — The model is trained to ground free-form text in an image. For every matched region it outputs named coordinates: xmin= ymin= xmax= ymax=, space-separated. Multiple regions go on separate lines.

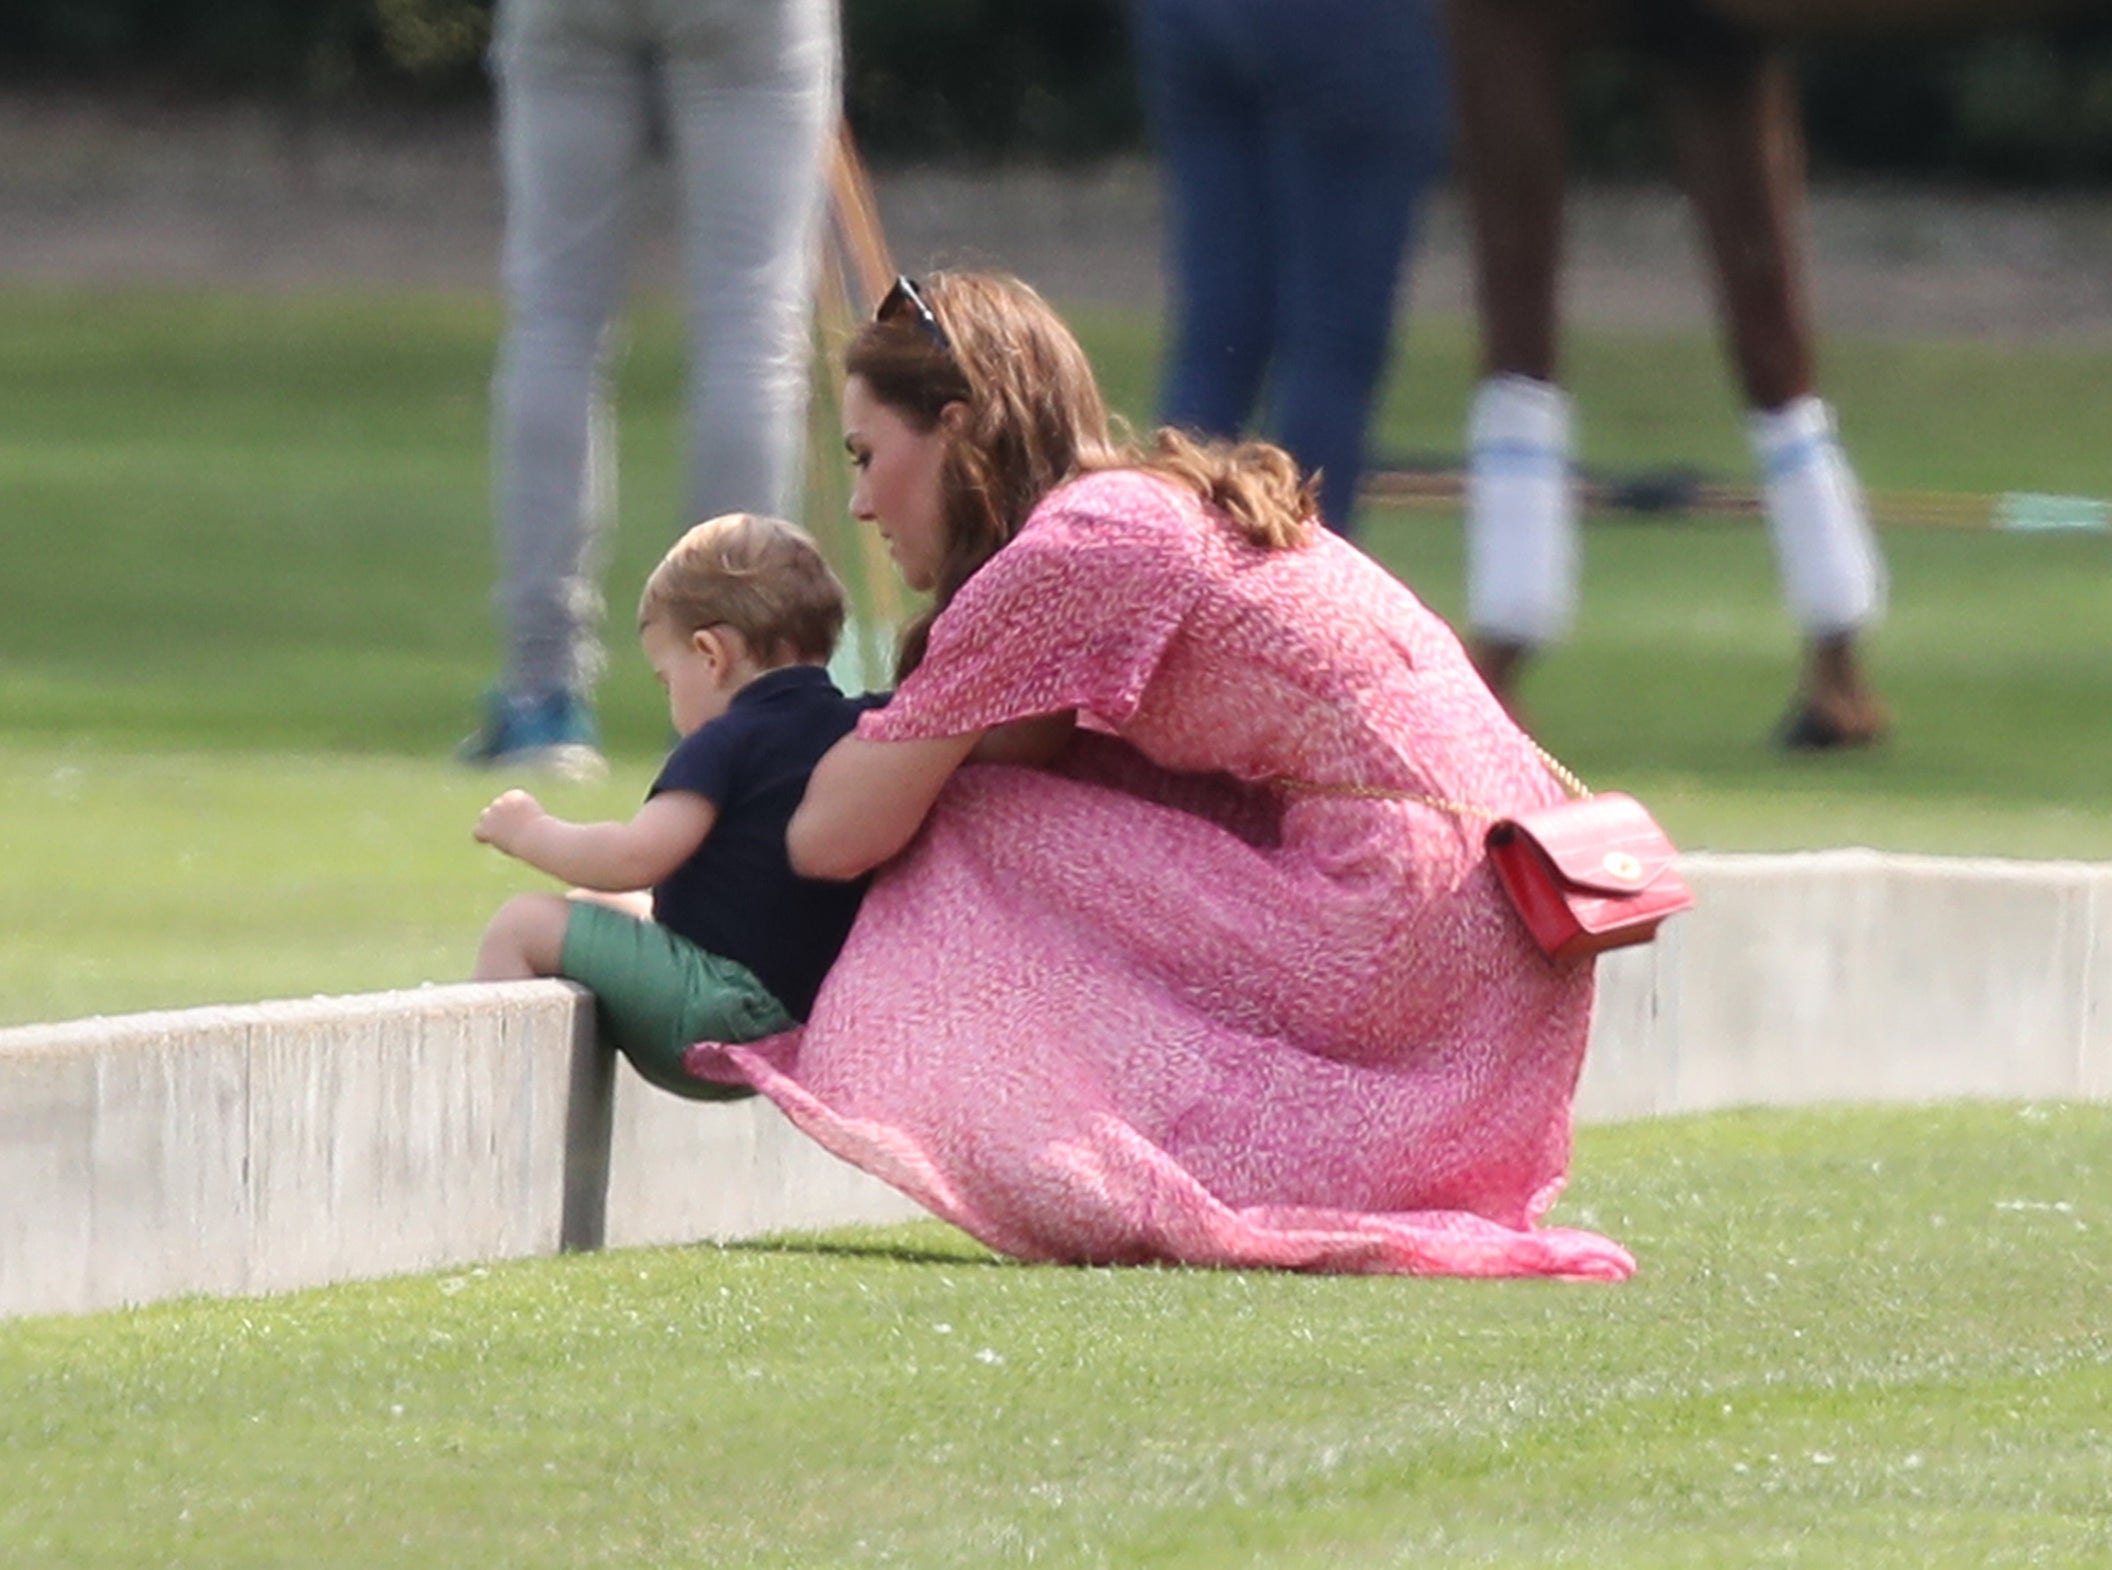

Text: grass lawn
xmin=2 ymin=288 xmax=2110 ymax=1024
xmin=3 ymin=1102 xmax=2107 ymax=1567
xmin=3 ymin=290 xmax=2108 ymax=1567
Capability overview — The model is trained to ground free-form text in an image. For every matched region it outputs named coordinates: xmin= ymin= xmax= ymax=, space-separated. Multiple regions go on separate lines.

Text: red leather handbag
xmin=1484 ymin=792 xmax=1694 ymax=963
xmin=1280 ymin=754 xmax=1694 ymax=965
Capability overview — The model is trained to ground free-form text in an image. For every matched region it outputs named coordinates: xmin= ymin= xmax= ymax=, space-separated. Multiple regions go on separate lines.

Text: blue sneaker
xmin=456 ymin=690 xmax=607 ymax=781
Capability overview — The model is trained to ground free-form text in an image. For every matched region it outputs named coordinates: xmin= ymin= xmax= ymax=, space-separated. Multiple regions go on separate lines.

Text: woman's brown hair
xmin=844 ymin=272 xmax=1317 ymax=678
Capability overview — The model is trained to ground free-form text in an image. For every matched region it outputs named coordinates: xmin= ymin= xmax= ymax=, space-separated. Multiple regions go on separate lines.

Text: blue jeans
xmin=1134 ymin=0 xmax=1449 ymax=533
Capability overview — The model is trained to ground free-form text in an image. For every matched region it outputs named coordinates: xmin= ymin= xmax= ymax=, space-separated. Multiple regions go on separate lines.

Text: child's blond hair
xmin=638 ymin=513 xmax=847 ymax=667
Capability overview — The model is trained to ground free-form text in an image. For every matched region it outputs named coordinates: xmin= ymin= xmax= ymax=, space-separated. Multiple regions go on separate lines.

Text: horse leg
xmin=1444 ymin=0 xmax=1580 ymax=711
xmin=1653 ymin=35 xmax=1814 ymax=404
xmin=1655 ymin=42 xmax=1890 ymax=746
xmin=1447 ymin=0 xmax=1568 ymax=382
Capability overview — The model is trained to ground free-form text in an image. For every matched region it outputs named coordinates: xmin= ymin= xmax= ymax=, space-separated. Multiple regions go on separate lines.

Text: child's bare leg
xmin=473 ymin=892 xmax=573 ymax=980
xmin=567 ymin=888 xmax=653 ymax=919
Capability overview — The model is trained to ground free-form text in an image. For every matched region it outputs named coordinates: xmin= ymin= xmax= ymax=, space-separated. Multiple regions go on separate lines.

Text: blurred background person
xmin=460 ymin=0 xmax=841 ymax=777
xmin=1131 ymin=0 xmax=1451 ymax=535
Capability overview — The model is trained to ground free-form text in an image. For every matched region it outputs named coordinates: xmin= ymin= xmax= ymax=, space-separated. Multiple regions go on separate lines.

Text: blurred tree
xmin=1803 ymin=17 xmax=2112 ymax=182
xmin=0 ymin=0 xmax=376 ymax=94
xmin=843 ymin=0 xmax=1139 ymax=161
xmin=0 ymin=0 xmax=2108 ymax=180
xmin=373 ymin=0 xmax=488 ymax=78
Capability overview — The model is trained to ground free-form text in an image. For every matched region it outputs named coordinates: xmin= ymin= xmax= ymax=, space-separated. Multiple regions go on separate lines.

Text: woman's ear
xmin=938 ymin=399 xmax=971 ymax=437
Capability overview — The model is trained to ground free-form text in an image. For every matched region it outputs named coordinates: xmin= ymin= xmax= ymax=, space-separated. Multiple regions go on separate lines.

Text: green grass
xmin=0 ymin=746 xmax=644 ymax=1025
xmin=4 ymin=1102 xmax=2107 ymax=1567
xmin=2 ymin=288 xmax=2110 ymax=1025
xmin=4 ymin=291 xmax=2109 ymax=1564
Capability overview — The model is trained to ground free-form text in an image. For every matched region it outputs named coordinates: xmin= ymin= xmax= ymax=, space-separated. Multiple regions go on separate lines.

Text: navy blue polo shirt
xmin=649 ymin=664 xmax=879 ymax=1020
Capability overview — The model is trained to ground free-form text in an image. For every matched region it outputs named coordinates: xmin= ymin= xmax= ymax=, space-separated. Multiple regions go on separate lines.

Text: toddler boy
xmin=472 ymin=513 xmax=874 ymax=1098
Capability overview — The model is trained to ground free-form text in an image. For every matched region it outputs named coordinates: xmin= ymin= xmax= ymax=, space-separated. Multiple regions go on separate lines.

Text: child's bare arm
xmin=474 ymin=789 xmax=718 ymax=893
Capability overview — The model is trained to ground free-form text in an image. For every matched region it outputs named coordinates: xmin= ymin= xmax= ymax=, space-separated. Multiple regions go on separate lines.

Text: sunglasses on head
xmin=876 ymin=275 xmax=951 ymax=350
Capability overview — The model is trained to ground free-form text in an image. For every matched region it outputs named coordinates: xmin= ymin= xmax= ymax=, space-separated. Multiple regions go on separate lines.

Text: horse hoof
xmin=1773 ymin=699 xmax=1890 ymax=752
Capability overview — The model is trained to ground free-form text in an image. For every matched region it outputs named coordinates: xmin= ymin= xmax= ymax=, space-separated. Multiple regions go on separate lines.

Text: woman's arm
xmin=474 ymin=789 xmax=718 ymax=892
xmin=788 ymin=729 xmax=984 ymax=881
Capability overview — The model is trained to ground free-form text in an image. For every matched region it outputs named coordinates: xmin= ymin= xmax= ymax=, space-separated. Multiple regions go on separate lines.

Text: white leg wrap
xmin=1466 ymin=375 xmax=1579 ymax=647
xmin=1751 ymin=396 xmax=1887 ymax=636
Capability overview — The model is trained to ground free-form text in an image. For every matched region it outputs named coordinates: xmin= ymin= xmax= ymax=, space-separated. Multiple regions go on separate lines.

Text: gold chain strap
xmin=1274 ymin=741 xmax=1590 ymax=820
xmin=1533 ymin=743 xmax=1592 ymax=801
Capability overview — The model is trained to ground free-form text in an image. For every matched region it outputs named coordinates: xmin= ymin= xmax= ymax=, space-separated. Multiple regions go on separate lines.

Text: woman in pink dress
xmin=684 ymin=272 xmax=1634 ymax=1280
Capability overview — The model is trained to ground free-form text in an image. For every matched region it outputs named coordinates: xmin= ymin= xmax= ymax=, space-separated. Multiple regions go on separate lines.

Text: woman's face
xmin=843 ymin=373 xmax=954 ymax=593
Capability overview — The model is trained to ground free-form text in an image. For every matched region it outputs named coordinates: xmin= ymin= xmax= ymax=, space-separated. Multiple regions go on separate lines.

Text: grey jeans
xmin=490 ymin=0 xmax=839 ymax=697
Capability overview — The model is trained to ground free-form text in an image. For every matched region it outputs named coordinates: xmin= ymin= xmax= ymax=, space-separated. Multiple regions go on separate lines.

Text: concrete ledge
xmin=4 ymin=851 xmax=2108 ymax=1319
xmin=0 ymin=983 xmax=920 ymax=1320
xmin=1579 ymin=850 xmax=2111 ymax=1120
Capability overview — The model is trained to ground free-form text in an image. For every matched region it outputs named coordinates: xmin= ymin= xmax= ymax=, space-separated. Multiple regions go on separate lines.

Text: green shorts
xmin=559 ymin=901 xmax=796 ymax=1101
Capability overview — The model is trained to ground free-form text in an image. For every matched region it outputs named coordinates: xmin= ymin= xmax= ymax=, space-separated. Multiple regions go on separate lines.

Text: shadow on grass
xmin=725 ymin=1228 xmax=1005 ymax=1269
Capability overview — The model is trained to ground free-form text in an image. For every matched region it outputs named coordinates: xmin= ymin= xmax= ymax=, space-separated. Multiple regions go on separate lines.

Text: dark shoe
xmin=456 ymin=690 xmax=606 ymax=780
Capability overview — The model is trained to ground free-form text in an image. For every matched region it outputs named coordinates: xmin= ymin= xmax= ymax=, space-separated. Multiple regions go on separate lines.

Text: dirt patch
xmin=6 ymin=86 xmax=2111 ymax=339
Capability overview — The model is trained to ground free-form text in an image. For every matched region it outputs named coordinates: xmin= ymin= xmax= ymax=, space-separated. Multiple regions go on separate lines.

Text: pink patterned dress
xmin=687 ymin=470 xmax=1634 ymax=1280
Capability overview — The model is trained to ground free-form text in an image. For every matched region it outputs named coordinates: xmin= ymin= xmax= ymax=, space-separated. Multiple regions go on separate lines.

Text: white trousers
xmin=490 ymin=0 xmax=839 ymax=696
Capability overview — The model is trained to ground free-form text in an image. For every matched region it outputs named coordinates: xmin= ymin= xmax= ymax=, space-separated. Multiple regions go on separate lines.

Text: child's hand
xmin=474 ymin=789 xmax=546 ymax=855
